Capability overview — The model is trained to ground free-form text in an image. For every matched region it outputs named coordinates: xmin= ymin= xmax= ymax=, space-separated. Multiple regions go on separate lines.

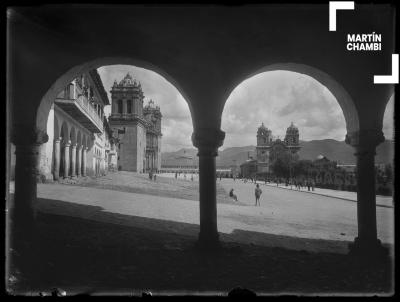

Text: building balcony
xmin=55 ymin=94 xmax=103 ymax=133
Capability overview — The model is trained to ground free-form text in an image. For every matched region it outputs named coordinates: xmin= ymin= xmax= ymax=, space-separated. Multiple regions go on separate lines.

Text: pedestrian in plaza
xmin=255 ymin=184 xmax=262 ymax=206
xmin=175 ymin=172 xmax=177 ymax=179
xmin=229 ymin=188 xmax=238 ymax=201
xmin=154 ymin=174 xmax=157 ymax=181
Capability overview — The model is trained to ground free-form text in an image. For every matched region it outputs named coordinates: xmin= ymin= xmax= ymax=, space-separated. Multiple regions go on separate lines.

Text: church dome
xmin=258 ymin=122 xmax=267 ymax=130
xmin=286 ymin=122 xmax=299 ymax=133
xmin=118 ymin=73 xmax=135 ymax=87
xmin=257 ymin=122 xmax=271 ymax=135
xmin=316 ymin=154 xmax=324 ymax=160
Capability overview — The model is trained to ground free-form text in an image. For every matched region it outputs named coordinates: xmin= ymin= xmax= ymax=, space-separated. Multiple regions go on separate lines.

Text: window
xmin=118 ymin=100 xmax=123 ymax=113
xmin=127 ymin=100 xmax=132 ymax=113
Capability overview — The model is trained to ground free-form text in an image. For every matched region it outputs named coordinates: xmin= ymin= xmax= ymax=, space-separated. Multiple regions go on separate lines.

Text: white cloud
xmin=97 ymin=67 xmax=394 ymax=152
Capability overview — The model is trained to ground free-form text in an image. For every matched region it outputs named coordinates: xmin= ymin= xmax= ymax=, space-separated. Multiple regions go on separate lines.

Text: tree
xmin=271 ymin=157 xmax=290 ymax=179
xmin=293 ymin=160 xmax=313 ymax=178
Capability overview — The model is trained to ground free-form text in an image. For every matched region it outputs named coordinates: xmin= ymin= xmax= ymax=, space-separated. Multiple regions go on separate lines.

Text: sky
xmin=98 ymin=65 xmax=394 ymax=152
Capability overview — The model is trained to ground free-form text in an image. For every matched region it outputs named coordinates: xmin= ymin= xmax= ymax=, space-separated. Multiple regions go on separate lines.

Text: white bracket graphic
xmin=374 ymin=54 xmax=399 ymax=84
xmin=329 ymin=1 xmax=355 ymax=31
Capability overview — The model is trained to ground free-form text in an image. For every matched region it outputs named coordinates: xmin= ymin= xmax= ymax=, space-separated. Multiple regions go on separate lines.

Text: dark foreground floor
xmin=7 ymin=211 xmax=393 ymax=296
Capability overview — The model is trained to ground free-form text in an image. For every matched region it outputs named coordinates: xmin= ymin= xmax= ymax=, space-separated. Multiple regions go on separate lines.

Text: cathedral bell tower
xmin=109 ymin=73 xmax=147 ymax=172
xmin=256 ymin=122 xmax=272 ymax=175
xmin=284 ymin=122 xmax=301 ymax=158
xmin=143 ymin=99 xmax=163 ymax=172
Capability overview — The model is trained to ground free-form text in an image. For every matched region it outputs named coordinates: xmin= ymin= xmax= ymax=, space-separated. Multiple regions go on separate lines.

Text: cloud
xmin=98 ymin=67 xmax=393 ymax=152
xmin=221 ymin=71 xmax=348 ymax=148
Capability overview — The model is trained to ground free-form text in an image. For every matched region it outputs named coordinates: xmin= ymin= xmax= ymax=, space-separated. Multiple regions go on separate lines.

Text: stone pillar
xmin=345 ymin=129 xmax=387 ymax=258
xmin=63 ymin=140 xmax=71 ymax=178
xmin=11 ymin=127 xmax=48 ymax=276
xmin=77 ymin=145 xmax=82 ymax=177
xmin=53 ymin=137 xmax=61 ymax=181
xmin=70 ymin=144 xmax=77 ymax=178
xmin=192 ymin=128 xmax=225 ymax=249
xmin=82 ymin=147 xmax=87 ymax=176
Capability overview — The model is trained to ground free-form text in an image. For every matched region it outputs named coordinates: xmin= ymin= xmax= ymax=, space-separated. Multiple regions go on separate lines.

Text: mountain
xmin=161 ymin=140 xmax=394 ymax=167
xmin=298 ymin=139 xmax=394 ymax=165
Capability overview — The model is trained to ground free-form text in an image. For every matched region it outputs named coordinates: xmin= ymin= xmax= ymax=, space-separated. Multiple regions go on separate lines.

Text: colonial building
xmin=109 ymin=73 xmax=162 ymax=172
xmin=254 ymin=122 xmax=301 ymax=176
xmin=10 ymin=69 xmax=118 ymax=181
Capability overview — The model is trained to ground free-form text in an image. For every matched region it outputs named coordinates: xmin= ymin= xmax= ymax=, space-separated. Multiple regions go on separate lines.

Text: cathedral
xmin=236 ymin=122 xmax=301 ymax=178
xmin=109 ymin=73 xmax=162 ymax=172
xmin=255 ymin=122 xmax=301 ymax=175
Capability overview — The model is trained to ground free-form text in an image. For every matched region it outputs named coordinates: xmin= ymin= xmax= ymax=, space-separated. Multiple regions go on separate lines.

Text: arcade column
xmin=53 ymin=137 xmax=61 ymax=181
xmin=76 ymin=145 xmax=83 ymax=177
xmin=345 ymin=129 xmax=388 ymax=258
xmin=192 ymin=128 xmax=225 ymax=249
xmin=82 ymin=147 xmax=87 ymax=176
xmin=11 ymin=127 xmax=49 ymax=277
xmin=70 ymin=144 xmax=77 ymax=177
xmin=63 ymin=140 xmax=71 ymax=178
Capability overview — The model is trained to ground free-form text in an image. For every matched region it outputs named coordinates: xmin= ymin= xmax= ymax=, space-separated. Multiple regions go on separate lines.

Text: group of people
xmin=229 ymin=184 xmax=263 ymax=206
xmin=290 ymin=179 xmax=315 ymax=191
xmin=174 ymin=172 xmax=195 ymax=181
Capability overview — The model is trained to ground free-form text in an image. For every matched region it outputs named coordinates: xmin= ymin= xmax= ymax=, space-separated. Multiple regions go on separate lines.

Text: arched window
xmin=118 ymin=99 xmax=123 ymax=113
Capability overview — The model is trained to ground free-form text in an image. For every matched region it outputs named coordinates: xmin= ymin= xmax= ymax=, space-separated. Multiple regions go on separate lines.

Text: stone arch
xmin=70 ymin=126 xmax=76 ymax=145
xmin=223 ymin=63 xmax=360 ymax=135
xmin=60 ymin=121 xmax=69 ymax=143
xmin=77 ymin=131 xmax=82 ymax=147
xmin=82 ymin=134 xmax=87 ymax=148
xmin=36 ymin=57 xmax=194 ymax=135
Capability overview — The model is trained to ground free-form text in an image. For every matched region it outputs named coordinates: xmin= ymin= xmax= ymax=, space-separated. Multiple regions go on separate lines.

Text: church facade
xmin=256 ymin=122 xmax=301 ymax=175
xmin=109 ymin=73 xmax=162 ymax=172
xmin=240 ymin=122 xmax=301 ymax=178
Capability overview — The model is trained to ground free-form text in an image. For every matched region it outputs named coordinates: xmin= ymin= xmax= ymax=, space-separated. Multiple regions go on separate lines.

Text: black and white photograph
xmin=5 ymin=2 xmax=396 ymax=296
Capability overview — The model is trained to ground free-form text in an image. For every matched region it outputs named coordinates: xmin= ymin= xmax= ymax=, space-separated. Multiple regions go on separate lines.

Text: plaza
xmin=8 ymin=172 xmax=394 ymax=294
xmin=7 ymin=4 xmax=395 ymax=296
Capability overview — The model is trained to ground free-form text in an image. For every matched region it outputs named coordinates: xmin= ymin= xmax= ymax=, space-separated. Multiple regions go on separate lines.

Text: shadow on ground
xmin=7 ymin=198 xmax=394 ymax=296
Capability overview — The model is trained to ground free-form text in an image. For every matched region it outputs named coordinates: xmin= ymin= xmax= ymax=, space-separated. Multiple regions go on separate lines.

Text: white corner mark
xmin=329 ymin=1 xmax=355 ymax=31
xmin=374 ymin=54 xmax=399 ymax=84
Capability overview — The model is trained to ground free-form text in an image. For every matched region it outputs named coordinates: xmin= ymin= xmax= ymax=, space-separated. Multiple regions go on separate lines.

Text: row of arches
xmin=53 ymin=115 xmax=93 ymax=180
xmin=13 ymin=57 xmax=393 ymax=259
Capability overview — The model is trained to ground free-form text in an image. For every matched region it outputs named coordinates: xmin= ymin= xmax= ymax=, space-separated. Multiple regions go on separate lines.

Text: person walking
xmin=255 ymin=184 xmax=262 ymax=206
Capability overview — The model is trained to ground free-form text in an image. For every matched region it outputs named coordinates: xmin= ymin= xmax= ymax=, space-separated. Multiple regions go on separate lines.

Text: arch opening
xmin=219 ymin=67 xmax=392 ymax=245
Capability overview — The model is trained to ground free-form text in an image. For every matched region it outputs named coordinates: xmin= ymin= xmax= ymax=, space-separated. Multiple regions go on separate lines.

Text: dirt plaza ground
xmin=7 ymin=172 xmax=394 ymax=295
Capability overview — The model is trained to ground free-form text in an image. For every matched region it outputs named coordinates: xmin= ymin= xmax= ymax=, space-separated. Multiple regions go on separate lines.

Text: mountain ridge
xmin=161 ymin=139 xmax=394 ymax=167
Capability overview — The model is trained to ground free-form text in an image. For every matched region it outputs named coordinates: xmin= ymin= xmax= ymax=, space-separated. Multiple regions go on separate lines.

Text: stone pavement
xmin=29 ymin=179 xmax=394 ymax=255
xmin=160 ymin=173 xmax=393 ymax=208
xmin=249 ymin=180 xmax=393 ymax=208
